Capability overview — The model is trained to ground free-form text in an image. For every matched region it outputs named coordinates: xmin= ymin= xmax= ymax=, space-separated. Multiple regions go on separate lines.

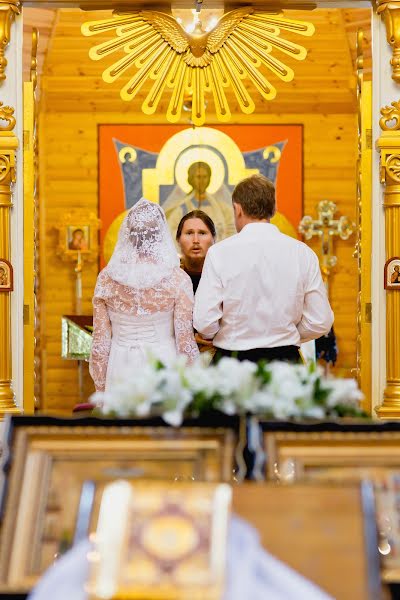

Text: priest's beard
xmin=185 ymin=257 xmax=204 ymax=273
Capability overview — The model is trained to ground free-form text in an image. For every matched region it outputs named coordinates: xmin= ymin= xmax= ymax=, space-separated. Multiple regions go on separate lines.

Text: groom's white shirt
xmin=193 ymin=222 xmax=333 ymax=351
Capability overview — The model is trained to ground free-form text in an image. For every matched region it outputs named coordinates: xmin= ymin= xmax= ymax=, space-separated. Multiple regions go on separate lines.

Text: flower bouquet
xmin=91 ymin=355 xmax=366 ymax=426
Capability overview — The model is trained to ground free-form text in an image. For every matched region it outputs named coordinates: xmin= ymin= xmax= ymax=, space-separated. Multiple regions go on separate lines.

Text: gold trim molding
xmin=376 ymin=101 xmax=400 ymax=418
xmin=0 ymin=114 xmax=19 ymax=416
xmin=0 ymin=0 xmax=21 ymax=83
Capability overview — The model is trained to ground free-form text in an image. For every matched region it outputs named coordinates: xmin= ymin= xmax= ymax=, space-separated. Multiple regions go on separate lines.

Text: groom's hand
xmin=195 ymin=333 xmax=214 ymax=347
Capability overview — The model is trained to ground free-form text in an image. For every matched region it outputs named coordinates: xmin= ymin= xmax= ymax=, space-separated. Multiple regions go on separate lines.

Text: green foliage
xmin=313 ymin=377 xmax=331 ymax=405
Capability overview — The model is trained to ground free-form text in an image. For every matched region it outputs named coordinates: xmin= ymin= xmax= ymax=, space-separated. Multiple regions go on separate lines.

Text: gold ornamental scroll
xmin=0 ymin=108 xmax=19 ymax=416
xmin=0 ymin=0 xmax=20 ymax=83
xmin=376 ymin=101 xmax=400 ymax=418
xmin=378 ymin=0 xmax=400 ymax=84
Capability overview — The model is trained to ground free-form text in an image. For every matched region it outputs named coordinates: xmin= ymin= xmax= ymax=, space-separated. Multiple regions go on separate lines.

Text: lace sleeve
xmin=173 ymin=271 xmax=200 ymax=363
xmin=89 ymin=295 xmax=112 ymax=391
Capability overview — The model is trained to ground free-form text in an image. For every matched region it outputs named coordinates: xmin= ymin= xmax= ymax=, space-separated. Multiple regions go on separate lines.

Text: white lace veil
xmin=104 ymin=198 xmax=179 ymax=289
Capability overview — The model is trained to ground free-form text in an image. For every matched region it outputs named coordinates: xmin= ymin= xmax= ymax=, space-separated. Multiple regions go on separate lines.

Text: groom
xmin=193 ymin=174 xmax=333 ymax=364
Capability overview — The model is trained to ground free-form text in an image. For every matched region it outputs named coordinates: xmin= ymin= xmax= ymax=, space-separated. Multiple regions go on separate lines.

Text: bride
xmin=89 ymin=199 xmax=199 ymax=392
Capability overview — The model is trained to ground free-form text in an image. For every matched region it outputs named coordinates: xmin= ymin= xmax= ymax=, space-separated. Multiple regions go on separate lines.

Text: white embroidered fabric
xmin=104 ymin=198 xmax=180 ymax=289
xmin=89 ymin=199 xmax=199 ymax=392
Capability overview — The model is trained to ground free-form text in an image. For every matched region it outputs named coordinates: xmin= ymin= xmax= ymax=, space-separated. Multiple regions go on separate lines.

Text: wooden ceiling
xmin=23 ymin=6 xmax=371 ymax=115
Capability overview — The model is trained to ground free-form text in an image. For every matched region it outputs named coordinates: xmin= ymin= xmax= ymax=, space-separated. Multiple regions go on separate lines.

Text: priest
xmin=176 ymin=209 xmax=216 ymax=293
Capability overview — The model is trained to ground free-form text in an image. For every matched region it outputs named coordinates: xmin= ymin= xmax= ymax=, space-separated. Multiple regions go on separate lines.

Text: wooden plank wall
xmin=39 ymin=112 xmax=357 ymax=413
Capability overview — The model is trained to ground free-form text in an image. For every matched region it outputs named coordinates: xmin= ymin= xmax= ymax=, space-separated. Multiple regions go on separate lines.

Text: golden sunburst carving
xmin=82 ymin=8 xmax=315 ymax=125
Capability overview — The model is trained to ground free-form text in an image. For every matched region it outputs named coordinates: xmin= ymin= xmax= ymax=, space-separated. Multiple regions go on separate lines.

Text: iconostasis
xmin=37 ymin=7 xmax=369 ymax=412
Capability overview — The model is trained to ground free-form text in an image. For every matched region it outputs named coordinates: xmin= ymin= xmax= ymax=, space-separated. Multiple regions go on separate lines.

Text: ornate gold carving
xmin=0 ymin=153 xmax=11 ymax=181
xmin=30 ymin=27 xmax=38 ymax=91
xmin=0 ymin=131 xmax=20 ymax=415
xmin=379 ymin=147 xmax=400 ymax=187
xmin=298 ymin=200 xmax=354 ymax=283
xmin=0 ymin=0 xmax=21 ymax=83
xmin=376 ymin=104 xmax=400 ymax=417
xmin=380 ymin=100 xmax=400 ymax=130
xmin=385 ymin=153 xmax=400 ymax=182
xmin=0 ymin=102 xmax=15 ymax=131
xmin=0 ymin=150 xmax=14 ymax=186
xmin=378 ymin=0 xmax=400 ymax=83
xmin=82 ymin=9 xmax=315 ymax=126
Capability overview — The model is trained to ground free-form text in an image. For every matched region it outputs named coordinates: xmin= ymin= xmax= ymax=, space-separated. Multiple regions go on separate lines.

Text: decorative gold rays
xmin=82 ymin=8 xmax=315 ymax=125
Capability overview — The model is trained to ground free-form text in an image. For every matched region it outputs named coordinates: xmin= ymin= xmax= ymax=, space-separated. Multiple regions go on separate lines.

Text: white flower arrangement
xmin=91 ymin=355 xmax=366 ymax=426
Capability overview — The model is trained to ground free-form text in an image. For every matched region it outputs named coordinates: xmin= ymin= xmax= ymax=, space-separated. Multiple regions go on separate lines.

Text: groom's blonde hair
xmin=232 ymin=174 xmax=275 ymax=220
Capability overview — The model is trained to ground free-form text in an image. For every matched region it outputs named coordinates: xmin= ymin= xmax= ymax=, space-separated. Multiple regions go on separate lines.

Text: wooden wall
xmin=39 ymin=111 xmax=358 ymax=413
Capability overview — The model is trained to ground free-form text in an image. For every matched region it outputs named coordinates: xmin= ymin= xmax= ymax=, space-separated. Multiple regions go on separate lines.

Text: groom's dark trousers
xmin=213 ymin=345 xmax=301 ymax=364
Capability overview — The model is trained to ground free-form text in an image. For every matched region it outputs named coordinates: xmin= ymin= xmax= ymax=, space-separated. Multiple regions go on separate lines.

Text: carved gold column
xmin=376 ymin=102 xmax=400 ymax=417
xmin=0 ymin=0 xmax=20 ymax=82
xmin=0 ymin=104 xmax=18 ymax=413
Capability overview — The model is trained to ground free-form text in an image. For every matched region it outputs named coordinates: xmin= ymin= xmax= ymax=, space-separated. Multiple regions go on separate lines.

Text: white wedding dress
xmin=106 ymin=311 xmax=175 ymax=384
xmin=89 ymin=200 xmax=199 ymax=392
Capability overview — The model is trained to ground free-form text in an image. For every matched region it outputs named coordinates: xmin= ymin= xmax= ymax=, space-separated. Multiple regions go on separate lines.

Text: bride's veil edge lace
xmin=96 ymin=198 xmax=182 ymax=296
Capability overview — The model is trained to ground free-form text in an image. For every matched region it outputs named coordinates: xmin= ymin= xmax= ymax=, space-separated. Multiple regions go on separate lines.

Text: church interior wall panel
xmin=39 ymin=111 xmax=358 ymax=412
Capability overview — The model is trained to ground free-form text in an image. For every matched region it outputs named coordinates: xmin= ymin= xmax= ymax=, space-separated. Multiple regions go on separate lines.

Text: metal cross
xmin=299 ymin=200 xmax=354 ymax=283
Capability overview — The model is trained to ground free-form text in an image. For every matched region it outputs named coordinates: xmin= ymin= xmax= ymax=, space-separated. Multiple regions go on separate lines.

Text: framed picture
xmin=0 ymin=415 xmax=238 ymax=591
xmin=54 ymin=210 xmax=100 ymax=263
xmin=66 ymin=225 xmax=90 ymax=252
xmin=0 ymin=258 xmax=13 ymax=292
xmin=98 ymin=124 xmax=303 ymax=265
xmin=260 ymin=420 xmax=400 ymax=583
xmin=384 ymin=257 xmax=400 ymax=290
